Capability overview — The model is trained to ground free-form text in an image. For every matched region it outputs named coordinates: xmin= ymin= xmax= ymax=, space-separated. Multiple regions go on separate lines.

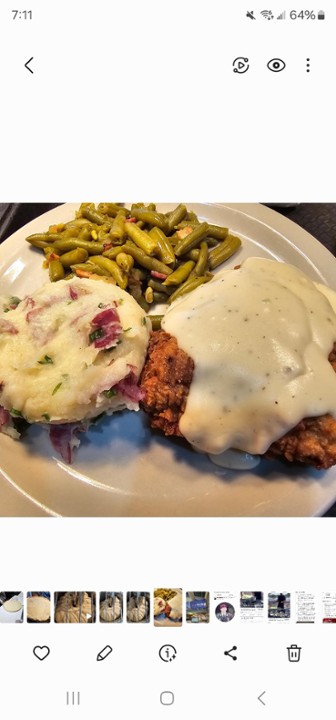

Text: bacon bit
xmin=89 ymin=307 xmax=122 ymax=350
xmin=0 ymin=405 xmax=11 ymax=427
xmin=176 ymin=226 xmax=193 ymax=240
xmin=24 ymin=297 xmax=35 ymax=309
xmin=151 ymin=270 xmax=168 ymax=280
xmin=69 ymin=286 xmax=78 ymax=301
xmin=0 ymin=319 xmax=18 ymax=334
xmin=114 ymin=370 xmax=145 ymax=402
xmin=49 ymin=423 xmax=85 ymax=464
xmin=48 ymin=252 xmax=60 ymax=262
xmin=74 ymin=268 xmax=92 ymax=278
xmin=92 ymin=308 xmax=119 ymax=326
xmin=126 ymin=217 xmax=137 ymax=223
xmin=103 ymin=243 xmax=113 ymax=251
xmin=49 ymin=223 xmax=64 ymax=233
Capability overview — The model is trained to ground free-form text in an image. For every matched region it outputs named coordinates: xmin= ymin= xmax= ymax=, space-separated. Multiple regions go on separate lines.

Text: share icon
xmin=224 ymin=645 xmax=238 ymax=661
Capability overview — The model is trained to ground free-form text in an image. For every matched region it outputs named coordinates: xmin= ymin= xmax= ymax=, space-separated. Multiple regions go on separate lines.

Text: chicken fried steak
xmin=140 ymin=331 xmax=336 ymax=470
xmin=139 ymin=330 xmax=194 ymax=436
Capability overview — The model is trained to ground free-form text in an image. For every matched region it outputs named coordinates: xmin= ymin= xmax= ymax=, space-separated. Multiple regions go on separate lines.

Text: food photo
xmin=1 ymin=202 xmax=336 ymax=517
xmin=0 ymin=591 xmax=24 ymax=623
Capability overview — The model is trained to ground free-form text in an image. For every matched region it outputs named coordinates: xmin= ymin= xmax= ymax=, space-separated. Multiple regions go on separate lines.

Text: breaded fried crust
xmin=140 ymin=332 xmax=336 ymax=469
xmin=139 ymin=330 xmax=194 ymax=436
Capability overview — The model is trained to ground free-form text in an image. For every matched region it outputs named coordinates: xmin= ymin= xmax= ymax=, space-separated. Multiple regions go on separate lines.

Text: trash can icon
xmin=287 ymin=644 xmax=302 ymax=662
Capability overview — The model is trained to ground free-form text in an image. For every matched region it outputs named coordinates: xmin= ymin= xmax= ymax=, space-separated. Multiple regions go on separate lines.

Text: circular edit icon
xmin=267 ymin=58 xmax=286 ymax=72
xmin=233 ymin=57 xmax=249 ymax=73
xmin=159 ymin=644 xmax=177 ymax=662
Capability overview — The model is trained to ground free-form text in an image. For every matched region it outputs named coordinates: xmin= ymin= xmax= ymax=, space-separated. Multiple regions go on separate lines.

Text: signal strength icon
xmin=277 ymin=10 xmax=286 ymax=19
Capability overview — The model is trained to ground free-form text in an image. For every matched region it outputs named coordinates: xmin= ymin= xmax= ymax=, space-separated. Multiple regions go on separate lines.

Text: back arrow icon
xmin=25 ymin=57 xmax=34 ymax=74
xmin=258 ymin=691 xmax=266 ymax=706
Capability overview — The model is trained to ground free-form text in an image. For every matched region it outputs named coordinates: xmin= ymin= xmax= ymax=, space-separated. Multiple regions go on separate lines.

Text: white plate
xmin=1 ymin=203 xmax=336 ymax=517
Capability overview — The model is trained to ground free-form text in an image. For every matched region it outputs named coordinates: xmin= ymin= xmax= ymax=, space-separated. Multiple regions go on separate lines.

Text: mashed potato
xmin=0 ymin=278 xmax=150 ymax=424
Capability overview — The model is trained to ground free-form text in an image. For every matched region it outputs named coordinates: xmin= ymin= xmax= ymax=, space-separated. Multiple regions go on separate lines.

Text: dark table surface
xmin=1 ymin=203 xmax=336 ymax=515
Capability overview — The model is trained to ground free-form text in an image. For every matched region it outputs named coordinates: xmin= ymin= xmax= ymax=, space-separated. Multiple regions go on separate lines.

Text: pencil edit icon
xmin=97 ymin=645 xmax=113 ymax=661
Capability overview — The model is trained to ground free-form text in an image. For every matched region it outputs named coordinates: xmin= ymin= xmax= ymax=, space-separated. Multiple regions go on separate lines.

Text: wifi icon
xmin=260 ymin=10 xmax=274 ymax=19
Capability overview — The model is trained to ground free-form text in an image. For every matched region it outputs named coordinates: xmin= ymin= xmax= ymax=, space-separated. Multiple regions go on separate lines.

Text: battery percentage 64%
xmin=290 ymin=10 xmax=317 ymax=19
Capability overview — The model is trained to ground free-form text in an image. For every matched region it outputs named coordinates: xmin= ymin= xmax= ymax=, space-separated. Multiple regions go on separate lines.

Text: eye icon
xmin=267 ymin=58 xmax=286 ymax=72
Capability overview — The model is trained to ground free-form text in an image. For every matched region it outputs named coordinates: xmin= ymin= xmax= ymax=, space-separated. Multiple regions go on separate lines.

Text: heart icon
xmin=33 ymin=645 xmax=50 ymax=661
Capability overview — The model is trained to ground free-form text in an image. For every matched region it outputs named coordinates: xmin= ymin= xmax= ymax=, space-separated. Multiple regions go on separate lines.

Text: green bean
xmin=64 ymin=218 xmax=91 ymax=228
xmin=110 ymin=210 xmax=127 ymax=241
xmin=163 ymin=260 xmax=195 ymax=286
xmin=194 ymin=241 xmax=208 ymax=275
xmin=149 ymin=227 xmax=175 ymax=265
xmin=152 ymin=291 xmax=169 ymax=303
xmin=148 ymin=314 xmax=163 ymax=330
xmin=128 ymin=288 xmax=149 ymax=312
xmin=136 ymin=220 xmax=145 ymax=229
xmin=124 ymin=224 xmax=158 ymax=256
xmin=174 ymin=222 xmax=209 ymax=257
xmin=71 ymin=262 xmax=110 ymax=277
xmin=148 ymin=279 xmax=174 ymax=295
xmin=186 ymin=211 xmax=200 ymax=223
xmin=124 ymin=242 xmax=173 ymax=275
xmin=207 ymin=224 xmax=229 ymax=241
xmin=146 ymin=203 xmax=156 ymax=211
xmin=208 ymin=235 xmax=241 ymax=270
xmin=168 ymin=275 xmax=211 ymax=304
xmin=166 ymin=204 xmax=187 ymax=232
xmin=53 ymin=239 xmax=104 ymax=255
xmin=130 ymin=207 xmax=168 ymax=231
xmin=81 ymin=207 xmax=113 ymax=226
xmin=59 ymin=248 xmax=88 ymax=268
xmin=116 ymin=252 xmax=134 ymax=273
xmin=103 ymin=246 xmax=127 ymax=260
xmin=187 ymin=249 xmax=200 ymax=261
xmin=97 ymin=203 xmax=130 ymax=218
xmin=26 ymin=232 xmax=60 ymax=247
xmin=89 ymin=256 xmax=128 ymax=289
xmin=78 ymin=226 xmax=94 ymax=242
xmin=131 ymin=203 xmax=145 ymax=213
xmin=49 ymin=260 xmax=65 ymax=282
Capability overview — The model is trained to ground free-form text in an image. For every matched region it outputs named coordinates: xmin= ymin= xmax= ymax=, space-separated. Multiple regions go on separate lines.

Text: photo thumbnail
xmin=99 ymin=592 xmax=123 ymax=623
xmin=154 ymin=589 xmax=182 ymax=627
xmin=1 ymin=202 xmax=336 ymax=518
xmin=268 ymin=592 xmax=291 ymax=620
xmin=240 ymin=591 xmax=264 ymax=622
xmin=26 ymin=592 xmax=51 ymax=623
xmin=54 ymin=592 xmax=96 ymax=623
xmin=186 ymin=591 xmax=210 ymax=623
xmin=0 ymin=591 xmax=24 ymax=623
xmin=126 ymin=592 xmax=150 ymax=624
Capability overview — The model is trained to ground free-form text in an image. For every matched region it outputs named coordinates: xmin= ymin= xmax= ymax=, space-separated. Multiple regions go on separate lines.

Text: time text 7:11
xmin=12 ymin=10 xmax=33 ymax=20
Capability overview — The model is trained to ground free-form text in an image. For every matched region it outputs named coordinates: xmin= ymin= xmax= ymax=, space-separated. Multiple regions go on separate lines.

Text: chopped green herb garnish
xmin=123 ymin=327 xmax=132 ymax=333
xmin=10 ymin=296 xmax=21 ymax=307
xmin=10 ymin=408 xmax=22 ymax=417
xmin=52 ymin=382 xmax=62 ymax=395
xmin=42 ymin=413 xmax=50 ymax=421
xmin=3 ymin=308 xmax=10 ymax=313
xmin=89 ymin=327 xmax=104 ymax=343
xmin=103 ymin=388 xmax=117 ymax=398
xmin=116 ymin=339 xmax=122 ymax=345
xmin=141 ymin=316 xmax=147 ymax=326
xmin=38 ymin=355 xmax=53 ymax=365
xmin=118 ymin=298 xmax=124 ymax=304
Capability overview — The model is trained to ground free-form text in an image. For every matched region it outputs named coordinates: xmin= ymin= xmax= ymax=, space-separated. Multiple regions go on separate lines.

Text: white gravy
xmin=162 ymin=258 xmax=336 ymax=456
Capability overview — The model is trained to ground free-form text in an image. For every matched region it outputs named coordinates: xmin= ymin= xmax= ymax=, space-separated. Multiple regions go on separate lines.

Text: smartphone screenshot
xmin=1 ymin=2 xmax=336 ymax=717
